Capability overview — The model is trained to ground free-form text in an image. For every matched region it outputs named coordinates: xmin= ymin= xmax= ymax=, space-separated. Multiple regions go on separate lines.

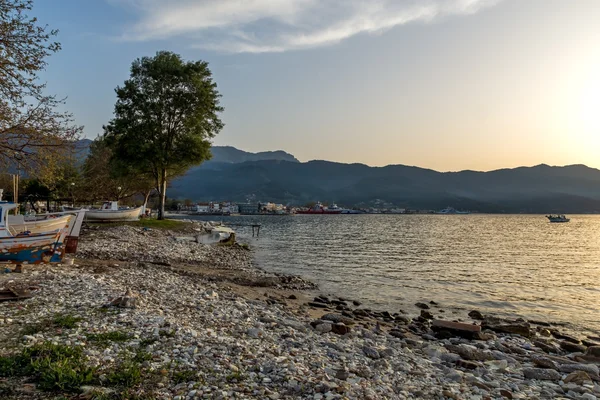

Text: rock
xmin=559 ymin=363 xmax=599 ymax=376
xmin=582 ymin=394 xmax=598 ymax=400
xmin=482 ymin=321 xmax=532 ymax=337
xmin=320 ymin=313 xmax=355 ymax=325
xmin=431 ymin=320 xmax=481 ymax=339
xmin=335 ymin=369 xmax=349 ymax=380
xmin=415 ymin=302 xmax=430 ymax=310
xmin=394 ymin=315 xmax=411 ymax=324
xmin=499 ymin=389 xmax=513 ymax=399
xmin=523 ymin=368 xmax=561 ymax=381
xmin=586 ymin=346 xmax=600 ymax=357
xmin=363 ymin=346 xmax=380 ymax=359
xmin=564 ymin=370 xmax=592 ymax=385
xmin=560 ymin=340 xmax=587 ymax=353
xmin=533 ymin=340 xmax=559 ymax=354
xmin=110 ymin=288 xmax=139 ymax=308
xmin=308 ymin=302 xmax=329 ymax=309
xmin=288 ymin=294 xmax=297 ymax=300
xmin=531 ymin=355 xmax=558 ymax=370
xmin=352 ymin=300 xmax=361 ymax=306
xmin=456 ymin=360 xmax=479 ymax=370
xmin=331 ymin=323 xmax=351 ymax=335
xmin=420 ymin=310 xmax=434 ymax=320
xmin=445 ymin=344 xmax=494 ymax=361
xmin=468 ymin=310 xmax=484 ymax=320
xmin=203 ymin=289 xmax=219 ymax=299
xmin=246 ymin=328 xmax=263 ymax=338
xmin=314 ymin=322 xmax=333 ymax=333
xmin=551 ymin=330 xmax=580 ymax=343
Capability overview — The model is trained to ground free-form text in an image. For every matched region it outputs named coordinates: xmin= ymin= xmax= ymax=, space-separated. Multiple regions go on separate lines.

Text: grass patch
xmin=52 ymin=314 xmax=83 ymax=329
xmin=132 ymin=350 xmax=153 ymax=363
xmin=226 ymin=371 xmax=246 ymax=382
xmin=0 ymin=342 xmax=95 ymax=393
xmin=87 ymin=331 xmax=131 ymax=345
xmin=158 ymin=330 xmax=175 ymax=338
xmin=139 ymin=337 xmax=158 ymax=347
xmin=171 ymin=369 xmax=197 ymax=384
xmin=106 ymin=361 xmax=142 ymax=388
xmin=21 ymin=313 xmax=83 ymax=336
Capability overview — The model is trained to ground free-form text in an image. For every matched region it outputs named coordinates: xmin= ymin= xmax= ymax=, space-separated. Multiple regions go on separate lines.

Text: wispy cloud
xmin=111 ymin=0 xmax=502 ymax=53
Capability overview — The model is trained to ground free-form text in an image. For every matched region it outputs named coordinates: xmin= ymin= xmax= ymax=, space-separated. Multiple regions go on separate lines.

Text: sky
xmin=33 ymin=0 xmax=600 ymax=171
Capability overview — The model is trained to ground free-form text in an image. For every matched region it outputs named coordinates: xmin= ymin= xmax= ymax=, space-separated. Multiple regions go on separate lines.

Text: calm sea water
xmin=182 ymin=214 xmax=600 ymax=334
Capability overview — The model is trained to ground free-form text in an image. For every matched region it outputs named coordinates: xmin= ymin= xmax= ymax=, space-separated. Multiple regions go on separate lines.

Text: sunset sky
xmin=35 ymin=0 xmax=600 ymax=171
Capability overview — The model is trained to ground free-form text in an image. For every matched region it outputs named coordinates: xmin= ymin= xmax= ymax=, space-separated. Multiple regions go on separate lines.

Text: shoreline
xmin=1 ymin=222 xmax=600 ymax=399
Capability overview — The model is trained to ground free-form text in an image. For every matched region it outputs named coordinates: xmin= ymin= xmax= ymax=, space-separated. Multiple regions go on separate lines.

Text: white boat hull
xmin=84 ymin=207 xmax=142 ymax=222
xmin=8 ymin=215 xmax=73 ymax=235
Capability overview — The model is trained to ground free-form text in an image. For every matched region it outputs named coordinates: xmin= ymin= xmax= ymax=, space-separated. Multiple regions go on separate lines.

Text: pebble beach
xmin=1 ymin=222 xmax=600 ymax=399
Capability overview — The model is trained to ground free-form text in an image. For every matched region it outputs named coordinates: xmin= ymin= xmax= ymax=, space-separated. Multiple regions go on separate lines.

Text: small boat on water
xmin=0 ymin=202 xmax=72 ymax=265
xmin=546 ymin=214 xmax=570 ymax=223
xmin=84 ymin=201 xmax=142 ymax=222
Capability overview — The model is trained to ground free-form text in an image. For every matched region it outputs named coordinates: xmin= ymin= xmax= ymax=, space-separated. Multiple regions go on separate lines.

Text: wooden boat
xmin=8 ymin=214 xmax=73 ymax=235
xmin=84 ymin=202 xmax=141 ymax=222
xmin=0 ymin=202 xmax=72 ymax=265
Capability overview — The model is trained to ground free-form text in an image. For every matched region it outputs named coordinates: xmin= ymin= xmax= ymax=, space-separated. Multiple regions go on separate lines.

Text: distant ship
xmin=436 ymin=207 xmax=470 ymax=215
xmin=296 ymin=202 xmax=342 ymax=214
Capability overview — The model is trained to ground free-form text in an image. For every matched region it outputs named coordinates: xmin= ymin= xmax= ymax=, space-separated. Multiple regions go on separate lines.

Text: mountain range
xmin=74 ymin=141 xmax=600 ymax=213
xmin=165 ymin=147 xmax=600 ymax=213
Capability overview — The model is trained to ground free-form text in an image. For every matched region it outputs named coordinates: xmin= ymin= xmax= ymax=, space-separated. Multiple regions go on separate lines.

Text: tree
xmin=82 ymin=136 xmax=154 ymax=205
xmin=105 ymin=51 xmax=224 ymax=219
xmin=0 ymin=0 xmax=82 ymax=178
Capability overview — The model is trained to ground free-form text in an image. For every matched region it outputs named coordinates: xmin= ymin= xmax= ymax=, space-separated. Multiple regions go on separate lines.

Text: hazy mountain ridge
xmin=170 ymin=159 xmax=600 ymax=213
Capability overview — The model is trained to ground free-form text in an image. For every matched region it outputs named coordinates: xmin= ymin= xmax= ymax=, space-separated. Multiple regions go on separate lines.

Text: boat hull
xmin=85 ymin=207 xmax=142 ymax=222
xmin=0 ymin=231 xmax=66 ymax=264
xmin=8 ymin=215 xmax=73 ymax=235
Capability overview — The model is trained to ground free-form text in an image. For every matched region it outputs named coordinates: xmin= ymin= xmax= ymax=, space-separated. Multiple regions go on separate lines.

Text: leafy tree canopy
xmin=105 ymin=51 xmax=224 ymax=219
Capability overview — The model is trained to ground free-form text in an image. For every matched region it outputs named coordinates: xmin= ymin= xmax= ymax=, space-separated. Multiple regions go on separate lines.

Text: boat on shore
xmin=547 ymin=214 xmax=570 ymax=223
xmin=0 ymin=202 xmax=72 ymax=265
xmin=296 ymin=202 xmax=342 ymax=215
xmin=84 ymin=201 xmax=142 ymax=222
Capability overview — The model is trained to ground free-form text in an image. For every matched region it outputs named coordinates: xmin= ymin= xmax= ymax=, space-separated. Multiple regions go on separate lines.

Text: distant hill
xmin=73 ymin=140 xmax=600 ymax=213
xmin=208 ymin=146 xmax=299 ymax=163
xmin=169 ymin=161 xmax=600 ymax=213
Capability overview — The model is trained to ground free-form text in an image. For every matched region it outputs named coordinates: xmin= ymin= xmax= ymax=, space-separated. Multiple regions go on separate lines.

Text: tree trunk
xmin=158 ymin=169 xmax=167 ymax=220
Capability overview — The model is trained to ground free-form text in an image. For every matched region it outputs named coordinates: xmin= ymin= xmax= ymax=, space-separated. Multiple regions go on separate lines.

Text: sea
xmin=178 ymin=214 xmax=600 ymax=335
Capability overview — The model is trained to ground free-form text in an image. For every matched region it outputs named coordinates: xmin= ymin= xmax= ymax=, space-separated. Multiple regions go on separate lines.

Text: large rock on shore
xmin=482 ymin=320 xmax=532 ymax=338
xmin=523 ymin=368 xmax=561 ymax=381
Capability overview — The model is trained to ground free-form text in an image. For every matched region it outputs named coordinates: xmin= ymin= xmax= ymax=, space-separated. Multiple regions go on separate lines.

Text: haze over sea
xmin=187 ymin=214 xmax=600 ymax=335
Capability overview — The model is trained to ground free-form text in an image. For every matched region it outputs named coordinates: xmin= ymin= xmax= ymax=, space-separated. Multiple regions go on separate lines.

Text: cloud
xmin=112 ymin=0 xmax=502 ymax=53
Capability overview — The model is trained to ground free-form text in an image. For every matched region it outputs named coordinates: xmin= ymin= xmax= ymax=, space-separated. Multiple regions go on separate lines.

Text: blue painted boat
xmin=0 ymin=202 xmax=71 ymax=264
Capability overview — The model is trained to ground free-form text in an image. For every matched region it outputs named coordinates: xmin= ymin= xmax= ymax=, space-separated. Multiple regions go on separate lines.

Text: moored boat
xmin=84 ymin=201 xmax=142 ymax=222
xmin=296 ymin=202 xmax=342 ymax=214
xmin=546 ymin=214 xmax=570 ymax=223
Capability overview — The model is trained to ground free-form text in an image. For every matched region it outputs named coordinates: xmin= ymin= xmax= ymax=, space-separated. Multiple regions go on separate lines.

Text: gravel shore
xmin=1 ymin=223 xmax=600 ymax=399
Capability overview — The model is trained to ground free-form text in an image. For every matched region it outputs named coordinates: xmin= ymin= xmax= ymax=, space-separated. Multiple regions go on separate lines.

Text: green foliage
xmin=21 ymin=313 xmax=82 ymax=335
xmin=52 ymin=313 xmax=83 ymax=329
xmin=105 ymin=50 xmax=224 ymax=219
xmin=138 ymin=337 xmax=158 ymax=347
xmin=171 ymin=369 xmax=197 ymax=384
xmin=132 ymin=350 xmax=153 ymax=363
xmin=106 ymin=361 xmax=142 ymax=388
xmin=86 ymin=331 xmax=131 ymax=345
xmin=0 ymin=342 xmax=95 ymax=392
